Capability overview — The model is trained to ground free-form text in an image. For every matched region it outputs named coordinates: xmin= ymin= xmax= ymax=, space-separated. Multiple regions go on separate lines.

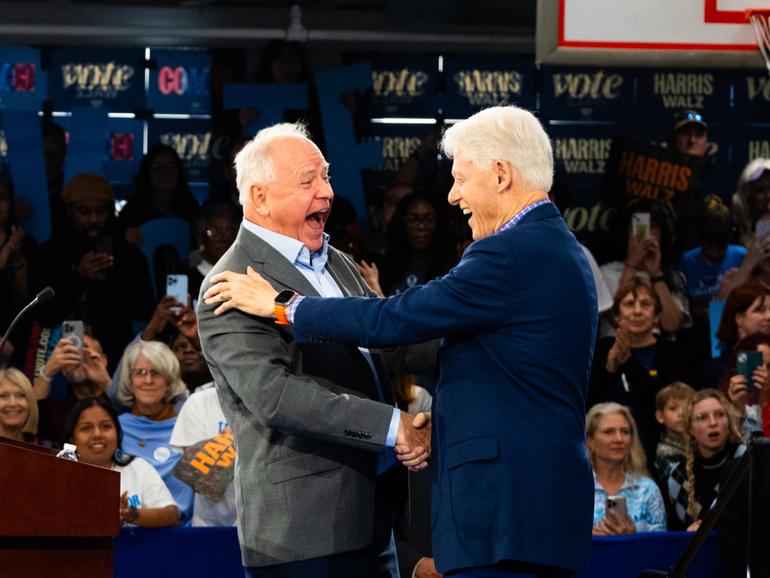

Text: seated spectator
xmin=31 ymin=173 xmax=154 ymax=371
xmin=719 ymin=332 xmax=770 ymax=440
xmin=34 ymin=328 xmax=111 ymax=446
xmin=41 ymin=119 xmax=69 ymax=238
xmin=600 ymin=200 xmax=690 ymax=338
xmin=170 ymin=382 xmax=235 ymax=527
xmin=719 ymin=211 xmax=770 ymax=298
xmin=698 ymin=280 xmax=770 ymax=389
xmin=586 ymin=402 xmax=666 ymax=535
xmin=118 ymin=144 xmax=199 ymax=245
xmin=589 ymin=277 xmax=691 ymax=465
xmin=666 ymin=389 xmax=745 ymax=531
xmin=0 ymin=368 xmax=38 ymax=443
xmin=730 ymin=157 xmax=770 ymax=247
xmin=188 ymin=204 xmax=239 ymax=300
xmin=376 ymin=192 xmax=456 ymax=296
xmin=169 ymin=328 xmax=211 ymax=393
xmin=62 ymin=397 xmax=179 ymax=527
xmin=115 ymin=340 xmax=192 ymax=523
xmin=653 ymin=381 xmax=695 ymax=485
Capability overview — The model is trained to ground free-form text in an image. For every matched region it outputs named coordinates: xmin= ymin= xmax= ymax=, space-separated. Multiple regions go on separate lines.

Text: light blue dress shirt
xmin=592 ymin=472 xmax=667 ymax=532
xmin=241 ymin=218 xmax=400 ymax=448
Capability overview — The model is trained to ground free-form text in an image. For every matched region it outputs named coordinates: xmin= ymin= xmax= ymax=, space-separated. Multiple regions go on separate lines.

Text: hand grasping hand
xmin=396 ymin=412 xmax=431 ymax=471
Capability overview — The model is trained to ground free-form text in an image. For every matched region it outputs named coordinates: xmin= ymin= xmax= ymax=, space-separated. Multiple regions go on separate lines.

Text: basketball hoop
xmin=746 ymin=9 xmax=770 ymax=75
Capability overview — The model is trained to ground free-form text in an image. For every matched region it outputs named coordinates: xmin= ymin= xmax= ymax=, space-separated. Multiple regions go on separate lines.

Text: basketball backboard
xmin=537 ymin=0 xmax=767 ymax=67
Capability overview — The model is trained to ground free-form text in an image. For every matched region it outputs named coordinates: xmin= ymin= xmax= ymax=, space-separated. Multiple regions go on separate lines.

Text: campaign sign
xmin=540 ymin=66 xmax=635 ymax=121
xmin=636 ymin=69 xmax=731 ymax=122
xmin=49 ymin=48 xmax=145 ymax=111
xmin=105 ymin=117 xmax=144 ymax=183
xmin=442 ymin=56 xmax=535 ymax=119
xmin=732 ymin=123 xmax=770 ymax=184
xmin=148 ymin=49 xmax=211 ymax=115
xmin=0 ymin=48 xmax=46 ymax=111
xmin=733 ymin=70 xmax=770 ymax=123
xmin=548 ymin=122 xmax=620 ymax=254
xmin=604 ymin=136 xmax=703 ymax=210
xmin=370 ymin=55 xmax=437 ymax=118
xmin=148 ymin=118 xmax=212 ymax=183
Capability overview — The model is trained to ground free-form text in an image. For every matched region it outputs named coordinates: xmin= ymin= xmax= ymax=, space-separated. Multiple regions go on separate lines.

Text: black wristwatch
xmin=274 ymin=290 xmax=298 ymax=325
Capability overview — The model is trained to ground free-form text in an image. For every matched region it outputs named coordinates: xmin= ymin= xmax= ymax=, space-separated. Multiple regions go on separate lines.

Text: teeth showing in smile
xmin=462 ymin=208 xmax=472 ymax=215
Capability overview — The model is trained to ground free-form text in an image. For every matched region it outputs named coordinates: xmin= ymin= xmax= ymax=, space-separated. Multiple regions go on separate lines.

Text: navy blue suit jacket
xmin=293 ymin=203 xmax=598 ymax=573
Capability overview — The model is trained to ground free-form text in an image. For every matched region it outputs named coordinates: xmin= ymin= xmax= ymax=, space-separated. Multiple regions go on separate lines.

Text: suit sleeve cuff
xmin=386 ymin=408 xmax=401 ymax=447
xmin=286 ymin=295 xmax=304 ymax=324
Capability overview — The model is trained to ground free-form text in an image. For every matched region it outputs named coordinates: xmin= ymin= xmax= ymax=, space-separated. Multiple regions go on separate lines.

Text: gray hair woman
xmin=0 ymin=367 xmax=38 ymax=442
xmin=731 ymin=158 xmax=770 ymax=246
xmin=116 ymin=340 xmax=193 ymax=523
xmin=586 ymin=402 xmax=666 ymax=535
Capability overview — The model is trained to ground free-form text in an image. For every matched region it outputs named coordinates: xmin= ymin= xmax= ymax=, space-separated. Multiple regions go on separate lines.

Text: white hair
xmin=234 ymin=122 xmax=313 ymax=206
xmin=441 ymin=105 xmax=554 ymax=192
xmin=116 ymin=340 xmax=188 ymax=407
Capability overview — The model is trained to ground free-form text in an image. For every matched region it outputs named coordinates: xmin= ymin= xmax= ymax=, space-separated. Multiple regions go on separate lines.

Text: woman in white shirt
xmin=62 ymin=397 xmax=179 ymax=527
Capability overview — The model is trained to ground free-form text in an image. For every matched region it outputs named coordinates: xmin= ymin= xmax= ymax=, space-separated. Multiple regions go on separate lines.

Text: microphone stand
xmin=0 ymin=287 xmax=55 ymax=356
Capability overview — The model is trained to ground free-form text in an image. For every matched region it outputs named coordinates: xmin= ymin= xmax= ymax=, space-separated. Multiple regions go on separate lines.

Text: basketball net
xmin=747 ymin=9 xmax=770 ymax=75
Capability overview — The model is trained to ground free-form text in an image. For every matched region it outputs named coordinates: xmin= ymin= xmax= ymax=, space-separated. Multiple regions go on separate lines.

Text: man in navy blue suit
xmin=205 ymin=106 xmax=598 ymax=578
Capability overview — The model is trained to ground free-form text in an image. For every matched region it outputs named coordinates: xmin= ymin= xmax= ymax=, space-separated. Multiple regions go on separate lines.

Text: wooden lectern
xmin=0 ymin=437 xmax=120 ymax=578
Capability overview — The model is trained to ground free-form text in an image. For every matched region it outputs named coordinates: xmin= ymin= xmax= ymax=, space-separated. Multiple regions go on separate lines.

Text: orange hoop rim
xmin=746 ymin=8 xmax=770 ymax=21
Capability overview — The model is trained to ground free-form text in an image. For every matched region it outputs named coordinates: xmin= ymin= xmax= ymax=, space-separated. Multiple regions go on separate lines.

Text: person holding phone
xmin=599 ymin=200 xmax=690 ymax=338
xmin=719 ymin=332 xmax=770 ymax=440
xmin=586 ymin=402 xmax=667 ymax=536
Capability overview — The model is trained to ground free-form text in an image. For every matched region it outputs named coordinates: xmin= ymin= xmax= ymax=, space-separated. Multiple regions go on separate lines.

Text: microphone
xmin=0 ymin=286 xmax=56 ymax=355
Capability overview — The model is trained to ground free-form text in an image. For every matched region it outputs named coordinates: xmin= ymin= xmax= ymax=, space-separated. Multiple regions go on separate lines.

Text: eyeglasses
xmin=130 ymin=368 xmax=162 ymax=379
xmin=678 ymin=112 xmax=704 ymax=124
xmin=404 ymin=213 xmax=437 ymax=227
xmin=692 ymin=409 xmax=727 ymax=423
xmin=205 ymin=226 xmax=237 ymax=240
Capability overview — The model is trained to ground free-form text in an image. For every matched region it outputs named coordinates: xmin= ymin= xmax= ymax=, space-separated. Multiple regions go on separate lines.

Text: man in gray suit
xmin=197 ymin=122 xmax=430 ymax=578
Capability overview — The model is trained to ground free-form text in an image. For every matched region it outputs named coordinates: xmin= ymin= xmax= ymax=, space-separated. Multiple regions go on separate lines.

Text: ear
xmin=494 ymin=160 xmax=513 ymax=193
xmin=655 ymin=409 xmax=665 ymax=425
xmin=251 ymin=183 xmax=269 ymax=216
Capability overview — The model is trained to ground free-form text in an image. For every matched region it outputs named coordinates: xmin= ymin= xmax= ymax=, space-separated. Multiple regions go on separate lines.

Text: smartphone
xmin=62 ymin=320 xmax=84 ymax=351
xmin=632 ymin=212 xmax=650 ymax=240
xmin=605 ymin=495 xmax=627 ymax=522
xmin=166 ymin=274 xmax=188 ymax=313
xmin=756 ymin=219 xmax=770 ymax=241
xmin=737 ymin=350 xmax=763 ymax=393
xmin=93 ymin=236 xmax=113 ymax=256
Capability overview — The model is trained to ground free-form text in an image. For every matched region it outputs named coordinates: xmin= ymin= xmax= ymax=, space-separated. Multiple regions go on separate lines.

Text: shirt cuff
xmin=286 ymin=295 xmax=304 ymax=324
xmin=386 ymin=408 xmax=401 ymax=448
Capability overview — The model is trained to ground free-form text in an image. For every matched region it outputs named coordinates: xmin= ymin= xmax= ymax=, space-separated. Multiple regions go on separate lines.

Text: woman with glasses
xmin=665 ymin=388 xmax=745 ymax=531
xmin=115 ymin=339 xmax=192 ymax=523
xmin=374 ymin=192 xmax=456 ymax=296
xmin=188 ymin=204 xmax=240 ymax=300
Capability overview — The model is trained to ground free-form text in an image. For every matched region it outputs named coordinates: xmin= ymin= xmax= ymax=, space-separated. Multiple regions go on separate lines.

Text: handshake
xmin=396 ymin=412 xmax=432 ymax=471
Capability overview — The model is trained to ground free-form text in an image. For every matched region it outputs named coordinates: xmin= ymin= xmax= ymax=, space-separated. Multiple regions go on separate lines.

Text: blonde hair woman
xmin=586 ymin=402 xmax=666 ymax=535
xmin=0 ymin=368 xmax=38 ymax=442
xmin=665 ymin=388 xmax=745 ymax=532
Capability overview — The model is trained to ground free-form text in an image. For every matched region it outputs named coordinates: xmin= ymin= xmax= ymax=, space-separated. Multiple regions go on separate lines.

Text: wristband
xmin=125 ymin=505 xmax=140 ymax=524
xmin=38 ymin=366 xmax=52 ymax=382
xmin=274 ymin=290 xmax=298 ymax=326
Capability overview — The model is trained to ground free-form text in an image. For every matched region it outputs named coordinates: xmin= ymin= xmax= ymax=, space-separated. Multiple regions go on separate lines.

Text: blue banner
xmin=733 ymin=123 xmax=770 ymax=178
xmin=540 ymin=66 xmax=635 ymax=121
xmin=148 ymin=118 xmax=212 ymax=183
xmin=148 ymin=49 xmax=211 ymax=115
xmin=0 ymin=48 xmax=46 ymax=111
xmin=636 ymin=69 xmax=731 ymax=122
xmin=222 ymin=83 xmax=308 ymax=136
xmin=733 ymin=71 xmax=770 ymax=123
xmin=49 ymin=48 xmax=145 ymax=111
xmin=442 ymin=56 xmax=535 ymax=119
xmin=370 ymin=56 xmax=437 ymax=118
xmin=316 ymin=62 xmax=381 ymax=230
xmin=65 ymin=107 xmax=110 ymax=180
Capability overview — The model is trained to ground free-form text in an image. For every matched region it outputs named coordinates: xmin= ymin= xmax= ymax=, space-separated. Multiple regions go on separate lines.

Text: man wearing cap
xmin=32 ymin=173 xmax=154 ymax=371
xmin=670 ymin=110 xmax=709 ymax=158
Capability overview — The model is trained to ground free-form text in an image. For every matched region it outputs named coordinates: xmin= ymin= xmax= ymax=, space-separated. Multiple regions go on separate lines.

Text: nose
xmin=318 ymin=181 xmax=334 ymax=201
xmin=447 ymin=185 xmax=459 ymax=206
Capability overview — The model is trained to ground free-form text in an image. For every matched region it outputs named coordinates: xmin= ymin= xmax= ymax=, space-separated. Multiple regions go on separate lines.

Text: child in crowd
xmin=653 ymin=381 xmax=696 ymax=484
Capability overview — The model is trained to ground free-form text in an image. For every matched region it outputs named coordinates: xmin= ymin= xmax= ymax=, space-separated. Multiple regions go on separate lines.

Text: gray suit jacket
xmin=197 ymin=226 xmax=397 ymax=567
